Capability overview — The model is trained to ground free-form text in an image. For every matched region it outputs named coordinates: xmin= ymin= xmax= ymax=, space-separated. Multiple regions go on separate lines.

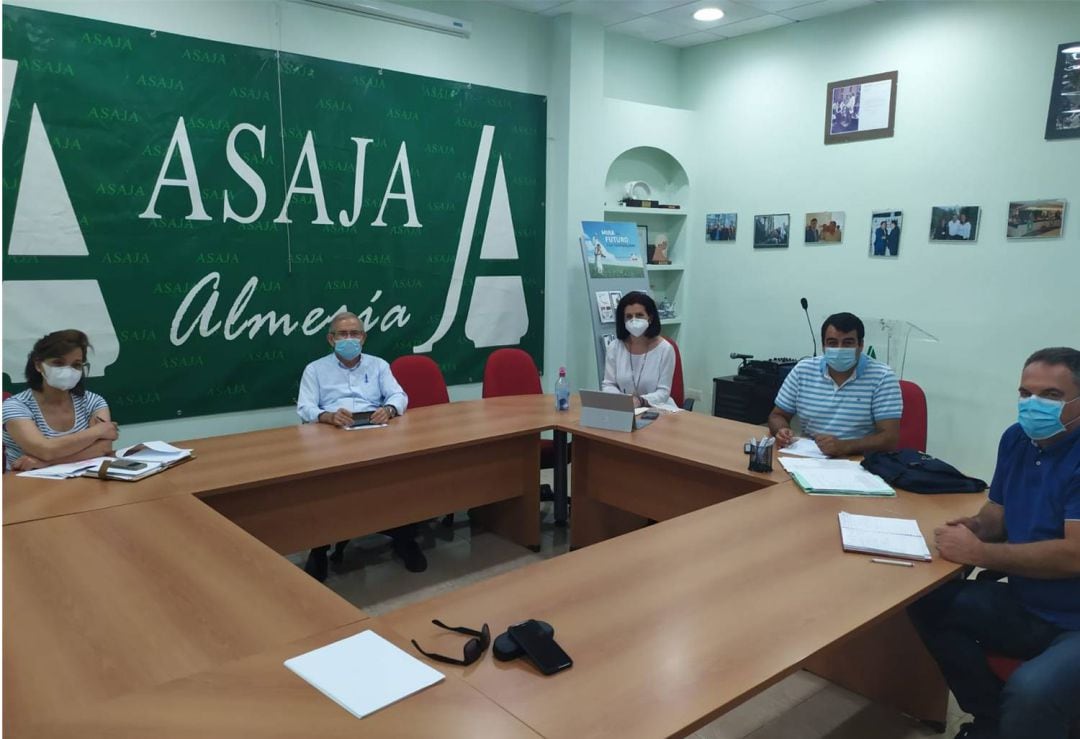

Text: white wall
xmin=10 ymin=0 xmax=561 ymax=446
xmin=680 ymin=1 xmax=1080 ymax=477
xmin=603 ymin=31 xmax=684 ymax=109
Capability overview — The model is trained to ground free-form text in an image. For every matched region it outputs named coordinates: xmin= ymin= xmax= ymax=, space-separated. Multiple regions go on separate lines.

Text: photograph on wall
xmin=929 ymin=206 xmax=981 ymax=242
xmin=805 ymin=211 xmax=846 ymax=244
xmin=706 ymin=212 xmax=738 ymax=242
xmin=581 ymin=221 xmax=646 ymax=279
xmin=1007 ymin=199 xmax=1066 ymax=239
xmin=1045 ymin=42 xmax=1080 ymax=140
xmin=824 ymin=71 xmax=898 ymax=145
xmin=595 ymin=291 xmax=615 ymax=323
xmin=649 ymin=232 xmax=671 ymax=264
xmin=869 ymin=210 xmax=903 ymax=258
xmin=753 ymin=214 xmax=790 ymax=248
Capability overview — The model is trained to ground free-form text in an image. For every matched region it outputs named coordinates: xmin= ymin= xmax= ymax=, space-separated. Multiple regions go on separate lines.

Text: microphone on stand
xmin=800 ymin=298 xmax=817 ymax=357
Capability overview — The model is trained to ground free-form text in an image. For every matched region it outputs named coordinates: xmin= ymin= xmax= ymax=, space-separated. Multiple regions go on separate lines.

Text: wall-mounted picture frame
xmin=929 ymin=206 xmax=981 ymax=242
xmin=870 ymin=210 xmax=903 ymax=258
xmin=1007 ymin=199 xmax=1066 ymax=239
xmin=805 ymin=211 xmax=845 ymax=244
xmin=1045 ymin=42 xmax=1080 ymax=140
xmin=824 ymin=70 xmax=898 ymax=145
xmin=753 ymin=213 xmax=790 ymax=248
xmin=706 ymin=212 xmax=737 ymax=241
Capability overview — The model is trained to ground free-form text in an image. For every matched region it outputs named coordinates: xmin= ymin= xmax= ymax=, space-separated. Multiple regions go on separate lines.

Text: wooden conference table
xmin=2 ymin=395 xmax=981 ymax=737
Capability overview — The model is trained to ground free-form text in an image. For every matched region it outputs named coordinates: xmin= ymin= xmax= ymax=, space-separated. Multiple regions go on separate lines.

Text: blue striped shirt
xmin=774 ymin=355 xmax=902 ymax=440
xmin=2 ymin=389 xmax=109 ymax=468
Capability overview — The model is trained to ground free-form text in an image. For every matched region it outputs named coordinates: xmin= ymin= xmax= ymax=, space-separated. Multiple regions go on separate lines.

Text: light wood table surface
xmin=560 ymin=409 xmax=788 ymax=547
xmin=3 ymin=397 xmax=561 ymax=553
xmin=383 ymin=481 xmax=982 ymax=739
xmin=2 ymin=494 xmax=367 ymax=737
xmin=3 ymin=395 xmax=985 ymax=737
xmin=31 ymin=619 xmax=540 ymax=739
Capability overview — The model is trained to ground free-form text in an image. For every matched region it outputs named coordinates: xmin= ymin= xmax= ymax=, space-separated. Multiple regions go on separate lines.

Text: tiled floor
xmin=288 ymin=474 xmax=968 ymax=739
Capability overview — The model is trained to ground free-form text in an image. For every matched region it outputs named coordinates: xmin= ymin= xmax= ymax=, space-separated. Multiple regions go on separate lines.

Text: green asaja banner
xmin=1 ymin=6 xmax=546 ymax=423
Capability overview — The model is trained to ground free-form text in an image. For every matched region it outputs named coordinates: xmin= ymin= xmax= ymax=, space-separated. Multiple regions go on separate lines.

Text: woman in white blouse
xmin=602 ymin=291 xmax=677 ymax=411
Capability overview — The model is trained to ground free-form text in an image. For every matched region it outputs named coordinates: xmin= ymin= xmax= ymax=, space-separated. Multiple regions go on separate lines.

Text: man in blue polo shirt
xmin=909 ymin=347 xmax=1080 ymax=739
xmin=768 ymin=311 xmax=902 ymax=456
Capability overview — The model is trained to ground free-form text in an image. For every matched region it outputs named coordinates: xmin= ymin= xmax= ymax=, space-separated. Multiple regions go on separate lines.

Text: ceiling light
xmin=693 ymin=7 xmax=724 ymax=22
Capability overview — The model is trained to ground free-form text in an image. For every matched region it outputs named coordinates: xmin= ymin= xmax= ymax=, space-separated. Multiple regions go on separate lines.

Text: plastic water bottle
xmin=555 ymin=367 xmax=570 ymax=411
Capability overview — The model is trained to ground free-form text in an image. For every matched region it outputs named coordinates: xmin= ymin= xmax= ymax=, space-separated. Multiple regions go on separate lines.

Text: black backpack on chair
xmin=861 ymin=449 xmax=987 ymax=494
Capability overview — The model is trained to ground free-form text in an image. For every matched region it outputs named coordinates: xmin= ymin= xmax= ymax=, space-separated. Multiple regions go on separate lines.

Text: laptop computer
xmin=579 ymin=390 xmax=656 ymax=432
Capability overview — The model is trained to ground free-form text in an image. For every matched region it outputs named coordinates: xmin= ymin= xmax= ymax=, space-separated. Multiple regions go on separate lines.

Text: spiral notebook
xmin=838 ymin=511 xmax=932 ymax=562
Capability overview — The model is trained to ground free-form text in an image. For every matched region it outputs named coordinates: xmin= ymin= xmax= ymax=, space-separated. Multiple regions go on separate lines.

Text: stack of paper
xmin=779 ymin=457 xmax=895 ymax=497
xmin=15 ymin=441 xmax=193 ymax=481
xmin=16 ymin=457 xmax=113 ymax=479
xmin=838 ymin=511 xmax=932 ymax=561
xmin=284 ymin=630 xmax=444 ymax=719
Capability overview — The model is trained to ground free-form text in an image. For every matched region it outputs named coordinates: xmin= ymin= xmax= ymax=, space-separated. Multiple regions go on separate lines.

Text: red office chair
xmin=390 ymin=355 xmax=450 ymax=409
xmin=482 ymin=349 xmax=568 ymax=522
xmin=663 ymin=336 xmax=694 ymax=411
xmin=482 ymin=348 xmax=542 ymax=398
xmin=898 ymin=379 xmax=928 ymax=452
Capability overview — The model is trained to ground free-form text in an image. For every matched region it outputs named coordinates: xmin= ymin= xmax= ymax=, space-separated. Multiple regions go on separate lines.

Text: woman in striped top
xmin=2 ymin=330 xmax=117 ymax=471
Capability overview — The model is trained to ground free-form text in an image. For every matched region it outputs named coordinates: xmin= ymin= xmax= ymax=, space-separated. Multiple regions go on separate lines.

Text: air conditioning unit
xmin=296 ymin=0 xmax=472 ymax=38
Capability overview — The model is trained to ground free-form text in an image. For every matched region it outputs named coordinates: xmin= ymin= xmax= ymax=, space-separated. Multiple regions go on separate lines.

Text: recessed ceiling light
xmin=693 ymin=7 xmax=725 ymax=22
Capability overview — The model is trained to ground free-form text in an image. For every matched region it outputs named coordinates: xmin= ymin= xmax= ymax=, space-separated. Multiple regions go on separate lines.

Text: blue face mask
xmin=824 ymin=347 xmax=858 ymax=372
xmin=1018 ymin=395 xmax=1079 ymax=440
xmin=334 ymin=338 xmax=362 ymax=361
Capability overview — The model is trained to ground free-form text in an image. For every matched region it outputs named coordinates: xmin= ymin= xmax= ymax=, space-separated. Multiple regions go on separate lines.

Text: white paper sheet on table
xmin=344 ymin=424 xmax=389 ymax=431
xmin=778 ymin=438 xmax=828 ymax=459
xmin=284 ymin=630 xmax=444 ymax=719
xmin=117 ymin=440 xmax=193 ymax=463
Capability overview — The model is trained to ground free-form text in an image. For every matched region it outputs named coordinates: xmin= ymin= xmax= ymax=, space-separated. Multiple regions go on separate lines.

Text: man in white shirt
xmin=296 ymin=312 xmax=424 ymax=581
xmin=948 ymin=214 xmax=962 ymax=239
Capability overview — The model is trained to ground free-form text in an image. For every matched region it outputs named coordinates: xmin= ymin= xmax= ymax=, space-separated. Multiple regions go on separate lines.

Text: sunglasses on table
xmin=411 ymin=619 xmax=490 ymax=666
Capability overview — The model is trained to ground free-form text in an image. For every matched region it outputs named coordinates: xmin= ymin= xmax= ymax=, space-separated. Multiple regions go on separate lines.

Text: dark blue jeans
xmin=908 ymin=579 xmax=1080 ymax=739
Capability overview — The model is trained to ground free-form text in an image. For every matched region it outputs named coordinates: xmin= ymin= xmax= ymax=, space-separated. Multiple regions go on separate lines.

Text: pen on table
xmin=871 ymin=557 xmax=914 ymax=568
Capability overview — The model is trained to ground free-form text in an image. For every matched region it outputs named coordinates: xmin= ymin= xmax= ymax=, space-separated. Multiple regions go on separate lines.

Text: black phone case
xmin=507 ymin=620 xmax=572 ymax=675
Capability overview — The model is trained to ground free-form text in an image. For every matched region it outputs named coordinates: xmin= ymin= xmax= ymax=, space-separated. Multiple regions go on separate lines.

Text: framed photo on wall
xmin=1045 ymin=42 xmax=1080 ymax=140
xmin=706 ymin=212 xmax=737 ymax=241
xmin=1007 ymin=199 xmax=1066 ymax=239
xmin=824 ymin=71 xmax=898 ymax=145
xmin=929 ymin=206 xmax=981 ymax=243
xmin=869 ymin=210 xmax=902 ymax=258
xmin=805 ymin=211 xmax=845 ymax=244
xmin=753 ymin=213 xmax=790 ymax=248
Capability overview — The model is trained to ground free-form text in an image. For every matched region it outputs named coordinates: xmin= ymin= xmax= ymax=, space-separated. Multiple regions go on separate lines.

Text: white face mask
xmin=625 ymin=317 xmax=650 ymax=337
xmin=41 ymin=364 xmax=82 ymax=391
